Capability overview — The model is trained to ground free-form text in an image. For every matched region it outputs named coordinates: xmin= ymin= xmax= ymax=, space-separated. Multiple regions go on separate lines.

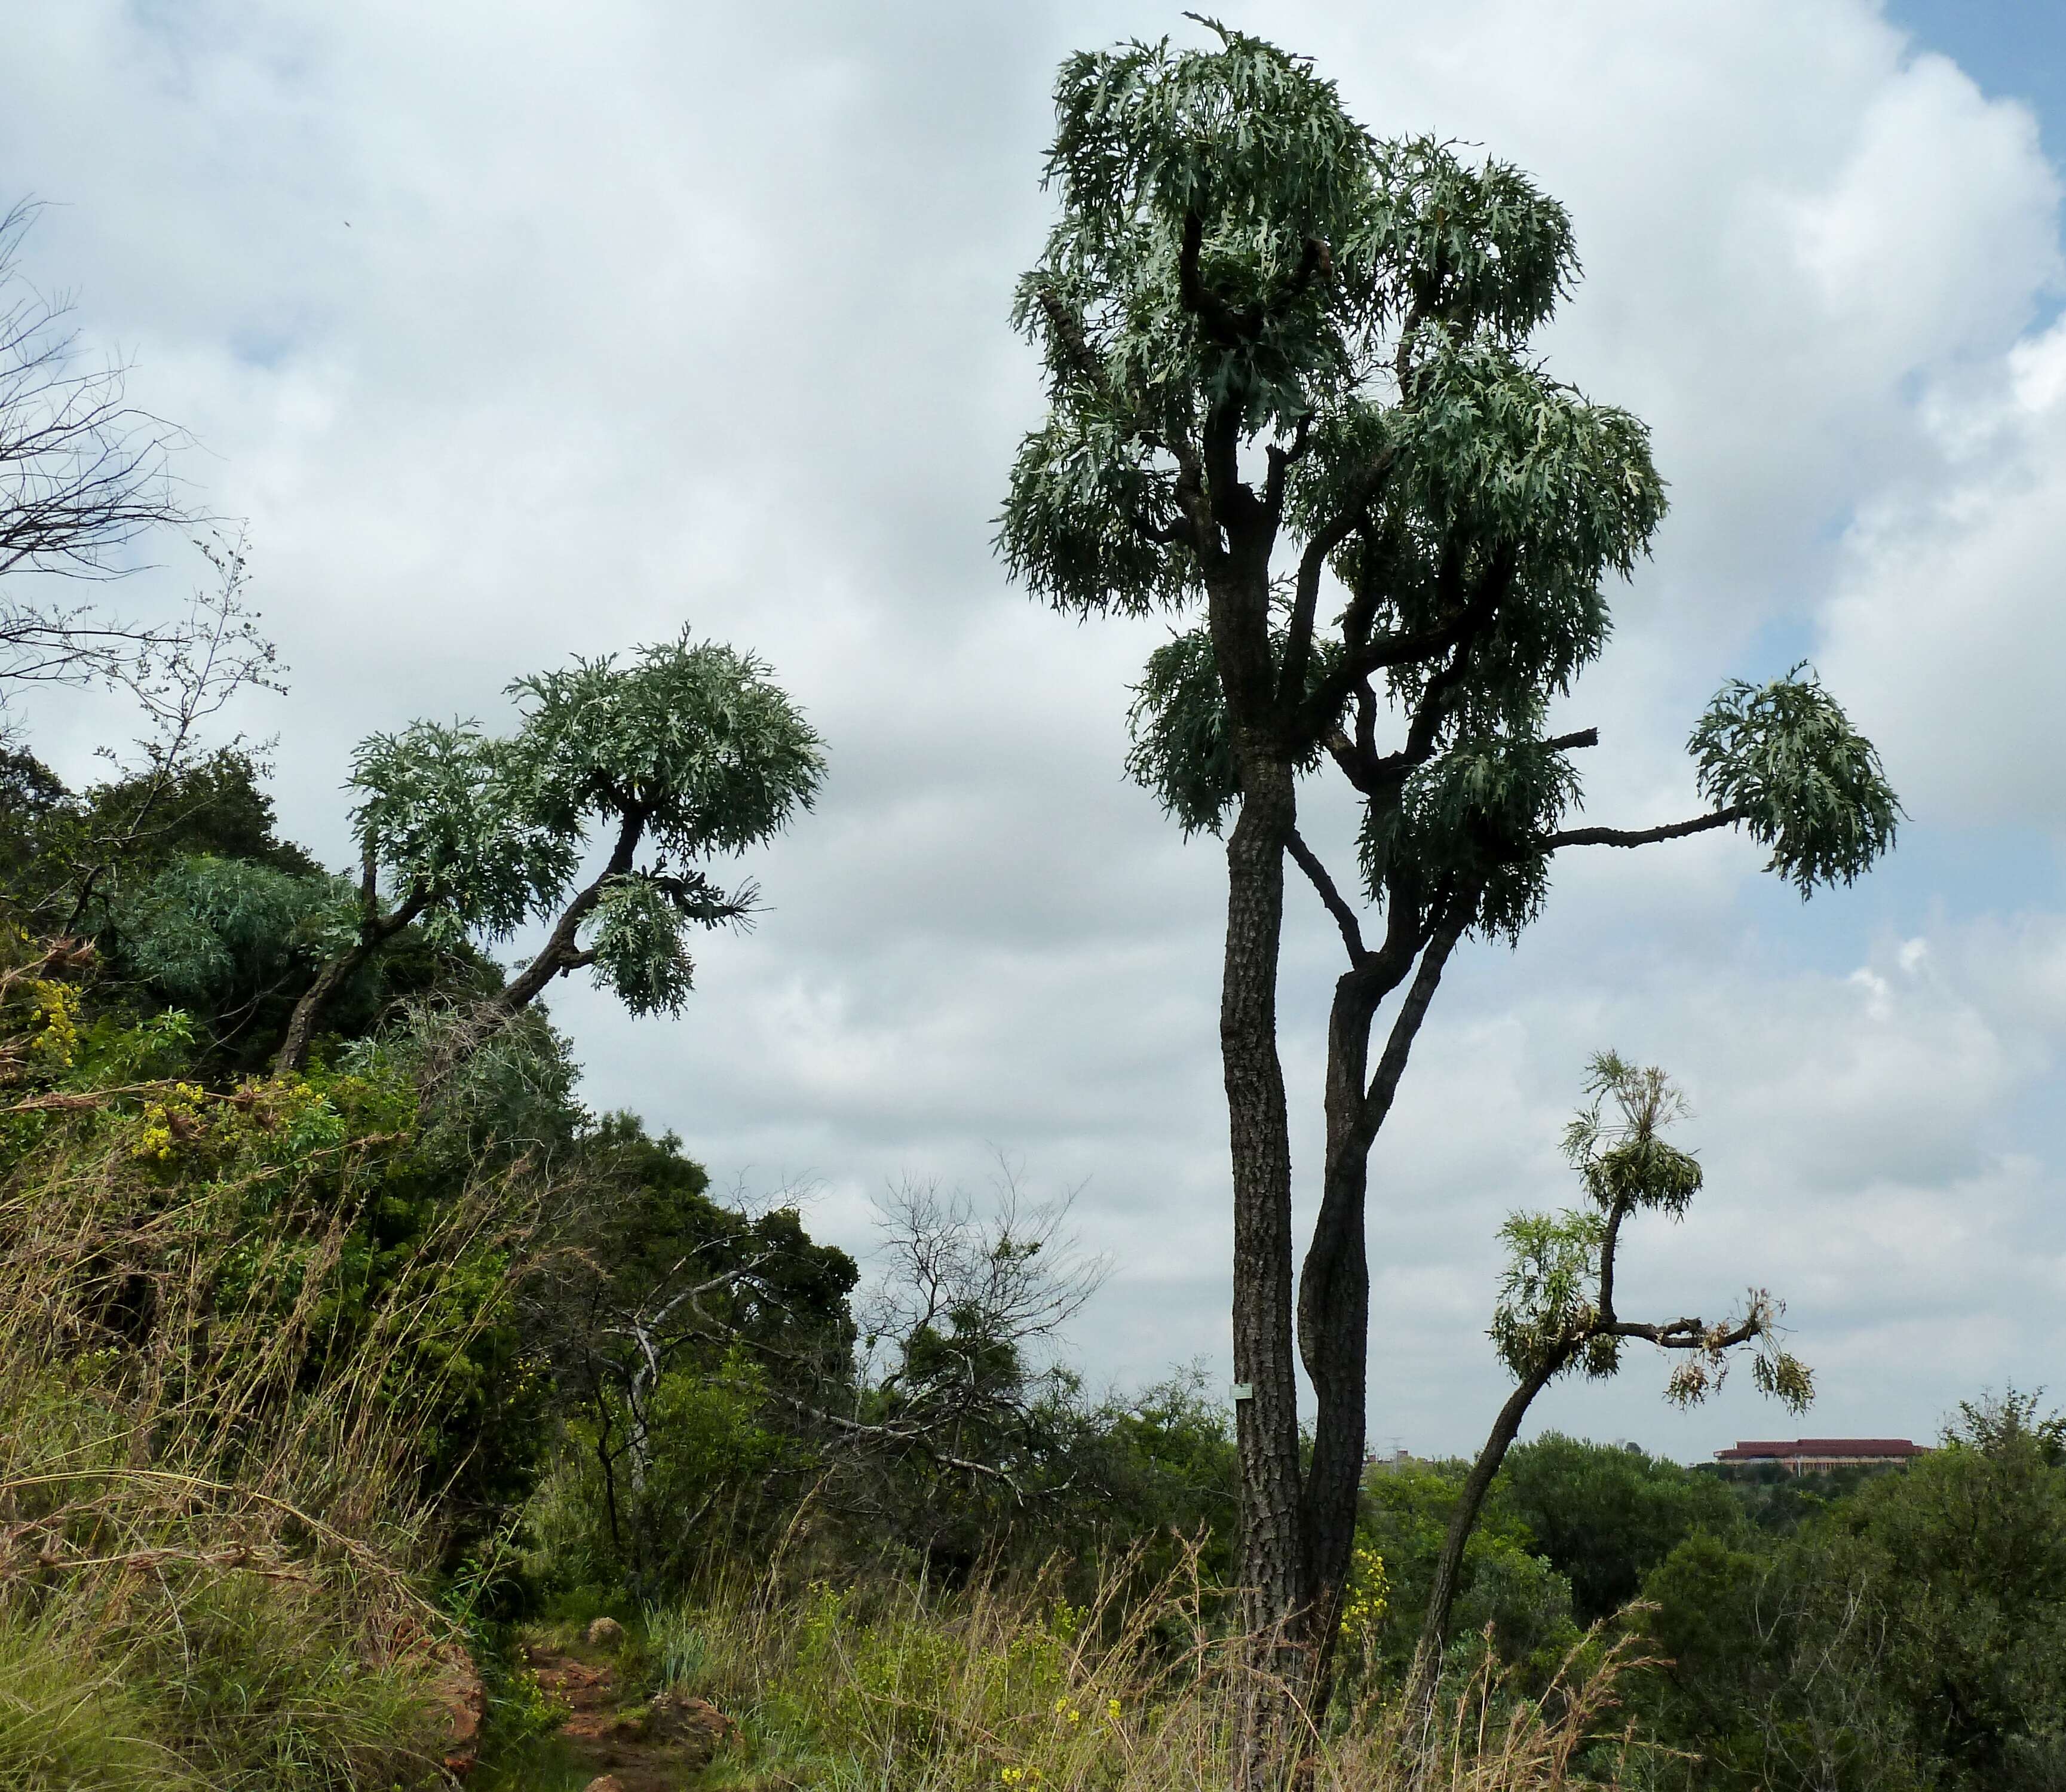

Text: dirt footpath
xmin=521 ymin=1639 xmax=736 ymax=1792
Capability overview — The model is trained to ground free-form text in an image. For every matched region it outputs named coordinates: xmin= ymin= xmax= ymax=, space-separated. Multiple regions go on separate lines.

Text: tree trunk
xmin=1404 ymin=1348 xmax=1570 ymax=1733
xmin=1222 ymin=746 xmax=1308 ymax=1788
xmin=497 ymin=895 xmax=595 ymax=1015
xmin=274 ymin=877 xmax=426 ymax=1076
xmin=1297 ymin=907 xmax=1469 ymax=1719
xmin=498 ymin=811 xmax=646 ymax=1015
xmin=1292 ymin=967 xmax=1383 ymax=1698
xmin=275 ymin=932 xmax=381 ymax=1075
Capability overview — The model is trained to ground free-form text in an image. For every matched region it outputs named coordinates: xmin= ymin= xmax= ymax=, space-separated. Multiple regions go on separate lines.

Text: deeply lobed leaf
xmin=1691 ymin=665 xmax=1901 ymax=897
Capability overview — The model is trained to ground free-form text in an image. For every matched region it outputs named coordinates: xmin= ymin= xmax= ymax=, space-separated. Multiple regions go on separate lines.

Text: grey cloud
xmin=5 ymin=0 xmax=2066 ymax=1457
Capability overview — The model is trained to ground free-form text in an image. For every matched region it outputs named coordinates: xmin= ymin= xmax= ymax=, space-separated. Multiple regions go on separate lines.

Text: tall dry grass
xmin=0 ymin=1082 xmax=543 ymax=1790
xmin=568 ymin=1535 xmax=1657 ymax=1792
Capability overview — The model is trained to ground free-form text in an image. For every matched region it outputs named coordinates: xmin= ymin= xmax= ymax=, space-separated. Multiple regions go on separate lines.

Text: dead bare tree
xmin=0 ymin=201 xmax=281 ymax=931
xmin=1 ymin=198 xmax=206 ymax=707
xmin=804 ymin=1167 xmax=1112 ymax=1558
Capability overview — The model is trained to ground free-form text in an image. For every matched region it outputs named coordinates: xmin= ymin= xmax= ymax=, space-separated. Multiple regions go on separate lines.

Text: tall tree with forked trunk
xmin=999 ymin=23 xmax=1897 ymax=1779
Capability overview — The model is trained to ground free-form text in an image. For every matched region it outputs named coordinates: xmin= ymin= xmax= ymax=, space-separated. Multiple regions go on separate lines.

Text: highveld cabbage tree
xmin=275 ymin=633 xmax=823 ymax=1073
xmin=998 ymin=23 xmax=1896 ymax=1766
xmin=1407 ymin=1052 xmax=1811 ymax=1724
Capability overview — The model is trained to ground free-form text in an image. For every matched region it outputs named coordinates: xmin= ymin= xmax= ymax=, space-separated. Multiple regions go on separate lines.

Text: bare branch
xmin=0 ymin=198 xmax=194 ymax=585
xmin=768 ymin=1392 xmax=1025 ymax=1494
xmin=1605 ymin=1314 xmax=1760 ymax=1351
xmin=1541 ymin=802 xmax=1751 ymax=853
xmin=1286 ymin=828 xmax=1366 ymax=964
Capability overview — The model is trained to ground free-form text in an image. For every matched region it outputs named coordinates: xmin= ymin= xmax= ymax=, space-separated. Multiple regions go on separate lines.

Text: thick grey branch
xmin=1541 ymin=802 xmax=1751 ymax=852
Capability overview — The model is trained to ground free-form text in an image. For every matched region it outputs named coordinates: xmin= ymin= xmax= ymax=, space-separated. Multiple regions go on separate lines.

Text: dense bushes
xmin=1635 ymin=1394 xmax=2066 ymax=1791
xmin=4 ymin=740 xmax=2061 ymax=1791
xmin=0 ymin=1044 xmax=516 ymax=1787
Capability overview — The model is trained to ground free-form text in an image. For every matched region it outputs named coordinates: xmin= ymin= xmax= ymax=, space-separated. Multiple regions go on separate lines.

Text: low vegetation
xmin=0 ymin=20 xmax=2055 ymax=1789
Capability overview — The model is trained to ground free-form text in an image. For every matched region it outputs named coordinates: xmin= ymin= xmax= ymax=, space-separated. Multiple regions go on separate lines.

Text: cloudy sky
xmin=7 ymin=0 xmax=2065 ymax=1460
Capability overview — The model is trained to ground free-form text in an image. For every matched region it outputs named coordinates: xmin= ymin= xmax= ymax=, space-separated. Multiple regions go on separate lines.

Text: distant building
xmin=1713 ymin=1437 xmax=1927 ymax=1474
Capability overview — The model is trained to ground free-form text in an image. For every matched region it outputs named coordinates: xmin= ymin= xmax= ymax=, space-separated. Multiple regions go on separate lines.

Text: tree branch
xmin=1358 ymin=894 xmax=1472 ymax=1142
xmin=1302 ymin=551 xmax=1518 ymax=760
xmin=1034 ymin=286 xmax=1103 ymax=390
xmin=1540 ymin=802 xmax=1751 ymax=853
xmin=771 ymin=1392 xmax=1025 ymax=1495
xmin=1597 ymin=1196 xmax=1629 ymax=1326
xmin=1276 ymin=449 xmax=1397 ymax=718
xmin=499 ymin=805 xmax=648 ymax=1014
xmin=1286 ymin=829 xmax=1366 ymax=965
xmin=1178 ymin=204 xmax=1243 ymax=346
xmin=1604 ymin=1314 xmax=1760 ymax=1351
xmin=1261 ymin=412 xmax=1316 ymax=526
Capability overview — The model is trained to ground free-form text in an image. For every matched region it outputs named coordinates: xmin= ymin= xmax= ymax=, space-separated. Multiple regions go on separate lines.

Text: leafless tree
xmin=859 ymin=1168 xmax=1111 ymax=1395
xmin=0 ymin=197 xmax=219 ymax=709
xmin=804 ymin=1166 xmax=1112 ymax=1519
xmin=36 ymin=532 xmax=284 ymax=931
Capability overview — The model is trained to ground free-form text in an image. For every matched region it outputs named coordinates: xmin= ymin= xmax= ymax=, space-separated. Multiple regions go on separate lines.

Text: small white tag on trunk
xmin=1231 ymin=1382 xmax=1254 ymax=1401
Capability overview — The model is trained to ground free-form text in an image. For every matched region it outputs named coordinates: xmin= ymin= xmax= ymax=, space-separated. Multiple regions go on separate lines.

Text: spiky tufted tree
xmin=1407 ymin=1051 xmax=1813 ymax=1725
xmin=999 ymin=23 xmax=1896 ymax=1773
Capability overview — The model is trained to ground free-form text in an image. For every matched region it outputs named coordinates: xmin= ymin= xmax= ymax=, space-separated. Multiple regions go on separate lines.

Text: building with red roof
xmin=1712 ymin=1438 xmax=1927 ymax=1474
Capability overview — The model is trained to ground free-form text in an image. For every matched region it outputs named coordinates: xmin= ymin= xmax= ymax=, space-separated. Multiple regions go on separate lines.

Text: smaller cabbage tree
xmin=1407 ymin=1051 xmax=1812 ymax=1722
xmin=275 ymin=632 xmax=823 ymax=1073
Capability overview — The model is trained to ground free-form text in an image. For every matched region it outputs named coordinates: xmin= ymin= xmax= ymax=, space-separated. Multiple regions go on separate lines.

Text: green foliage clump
xmin=349 ymin=717 xmax=567 ymax=946
xmin=1636 ymin=1392 xmax=2066 ymax=1791
xmin=1499 ymin=1434 xmax=1740 ymax=1627
xmin=1691 ymin=664 xmax=1902 ymax=897
xmin=1355 ymin=1459 xmax=1579 ymax=1693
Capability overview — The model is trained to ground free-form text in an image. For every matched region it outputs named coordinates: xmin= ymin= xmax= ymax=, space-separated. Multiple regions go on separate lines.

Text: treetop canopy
xmin=349 ymin=718 xmax=567 ymax=944
xmin=342 ymin=630 xmax=824 ymax=1017
xmin=505 ymin=633 xmax=825 ymax=861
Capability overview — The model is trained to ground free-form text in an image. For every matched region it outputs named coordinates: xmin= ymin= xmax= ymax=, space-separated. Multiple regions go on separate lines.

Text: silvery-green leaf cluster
xmin=1003 ymin=23 xmax=1896 ymax=935
xmin=344 ymin=630 xmax=823 ymax=1017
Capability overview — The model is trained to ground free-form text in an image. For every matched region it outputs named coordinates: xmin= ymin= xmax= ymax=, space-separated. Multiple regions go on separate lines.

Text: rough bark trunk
xmin=274 ymin=893 xmax=422 ymax=1075
xmin=1222 ymin=746 xmax=1308 ymax=1789
xmin=274 ymin=946 xmax=367 ymax=1075
xmin=1292 ymin=967 xmax=1382 ymax=1698
xmin=498 ymin=810 xmax=646 ymax=1015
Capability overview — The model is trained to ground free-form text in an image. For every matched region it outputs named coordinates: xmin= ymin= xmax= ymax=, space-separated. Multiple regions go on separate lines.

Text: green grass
xmin=470 ymin=1552 xmax=1655 ymax=1792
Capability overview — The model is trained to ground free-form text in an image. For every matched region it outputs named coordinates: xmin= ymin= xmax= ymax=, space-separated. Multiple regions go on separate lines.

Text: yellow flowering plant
xmin=1338 ymin=1544 xmax=1390 ymax=1653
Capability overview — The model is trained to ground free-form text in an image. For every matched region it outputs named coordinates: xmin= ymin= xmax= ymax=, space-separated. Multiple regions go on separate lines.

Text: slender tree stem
xmin=1405 ymin=1349 xmax=1570 ymax=1731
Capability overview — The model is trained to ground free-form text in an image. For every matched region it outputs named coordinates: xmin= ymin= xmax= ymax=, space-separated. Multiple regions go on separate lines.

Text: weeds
xmin=0 ymin=1076 xmax=542 ymax=1790
xmin=493 ymin=1539 xmax=1656 ymax=1791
